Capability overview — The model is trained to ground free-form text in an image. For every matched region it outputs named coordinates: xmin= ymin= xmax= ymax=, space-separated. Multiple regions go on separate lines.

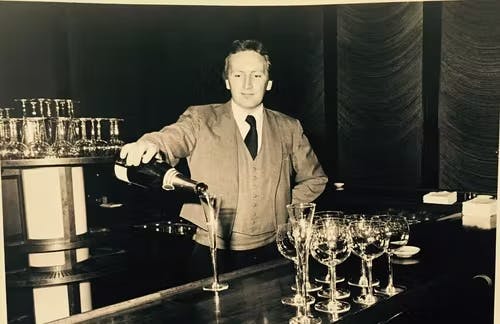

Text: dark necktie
xmin=244 ymin=115 xmax=258 ymax=159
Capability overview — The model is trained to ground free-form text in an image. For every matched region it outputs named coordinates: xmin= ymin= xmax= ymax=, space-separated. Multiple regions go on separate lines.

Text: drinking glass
xmin=5 ymin=118 xmax=28 ymax=159
xmin=108 ymin=118 xmax=125 ymax=155
xmin=345 ymin=214 xmax=380 ymax=288
xmin=349 ymin=220 xmax=388 ymax=306
xmin=287 ymin=202 xmax=321 ymax=324
xmin=374 ymin=215 xmax=409 ymax=296
xmin=73 ymin=118 xmax=94 ymax=156
xmin=276 ymin=223 xmax=314 ymax=306
xmin=313 ymin=211 xmax=345 ymax=285
xmin=310 ymin=218 xmax=351 ymax=318
xmin=199 ymin=193 xmax=228 ymax=292
xmin=51 ymin=117 xmax=75 ymax=157
xmin=91 ymin=118 xmax=108 ymax=156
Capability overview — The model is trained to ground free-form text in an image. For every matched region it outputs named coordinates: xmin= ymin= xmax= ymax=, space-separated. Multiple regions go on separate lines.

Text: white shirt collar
xmin=231 ymin=100 xmax=264 ymax=152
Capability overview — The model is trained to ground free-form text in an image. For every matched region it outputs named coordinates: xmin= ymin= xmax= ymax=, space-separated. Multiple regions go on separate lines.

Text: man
xmin=120 ymin=39 xmax=327 ymax=277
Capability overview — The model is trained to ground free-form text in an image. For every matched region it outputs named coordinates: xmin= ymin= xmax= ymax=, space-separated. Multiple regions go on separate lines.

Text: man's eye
xmin=254 ymin=74 xmax=262 ymax=78
xmin=233 ymin=73 xmax=241 ymax=78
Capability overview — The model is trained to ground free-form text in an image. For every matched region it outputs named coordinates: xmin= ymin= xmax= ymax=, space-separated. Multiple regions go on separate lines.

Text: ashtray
xmin=393 ymin=245 xmax=420 ymax=258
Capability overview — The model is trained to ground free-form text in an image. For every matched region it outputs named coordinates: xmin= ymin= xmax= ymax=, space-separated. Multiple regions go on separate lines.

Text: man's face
xmin=225 ymin=50 xmax=272 ymax=110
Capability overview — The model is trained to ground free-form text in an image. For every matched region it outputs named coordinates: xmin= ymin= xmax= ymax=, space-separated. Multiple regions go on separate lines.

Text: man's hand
xmin=119 ymin=140 xmax=159 ymax=166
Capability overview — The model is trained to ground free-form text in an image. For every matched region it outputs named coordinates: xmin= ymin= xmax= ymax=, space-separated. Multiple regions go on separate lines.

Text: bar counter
xmin=51 ymin=215 xmax=495 ymax=324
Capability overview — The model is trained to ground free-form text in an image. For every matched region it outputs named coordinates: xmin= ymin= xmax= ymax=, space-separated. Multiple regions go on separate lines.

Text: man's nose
xmin=243 ymin=75 xmax=253 ymax=89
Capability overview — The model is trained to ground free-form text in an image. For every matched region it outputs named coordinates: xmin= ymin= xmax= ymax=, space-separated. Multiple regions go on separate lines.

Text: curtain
xmin=337 ymin=3 xmax=423 ymax=187
xmin=439 ymin=0 xmax=500 ymax=193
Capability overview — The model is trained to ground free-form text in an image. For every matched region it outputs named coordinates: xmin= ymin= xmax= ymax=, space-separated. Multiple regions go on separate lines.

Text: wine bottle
xmin=114 ymin=158 xmax=208 ymax=194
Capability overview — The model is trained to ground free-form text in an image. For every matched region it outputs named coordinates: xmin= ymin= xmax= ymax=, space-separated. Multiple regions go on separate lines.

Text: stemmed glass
xmin=286 ymin=202 xmax=321 ymax=324
xmin=313 ymin=211 xmax=345 ymax=285
xmin=51 ymin=117 xmax=74 ymax=157
xmin=310 ymin=218 xmax=351 ymax=319
xmin=374 ymin=215 xmax=409 ymax=296
xmin=5 ymin=114 xmax=28 ymax=160
xmin=73 ymin=118 xmax=94 ymax=156
xmin=108 ymin=118 xmax=125 ymax=155
xmin=349 ymin=220 xmax=388 ymax=306
xmin=199 ymin=193 xmax=228 ymax=292
xmin=276 ymin=223 xmax=315 ymax=306
xmin=91 ymin=118 xmax=108 ymax=156
xmin=346 ymin=214 xmax=380 ymax=289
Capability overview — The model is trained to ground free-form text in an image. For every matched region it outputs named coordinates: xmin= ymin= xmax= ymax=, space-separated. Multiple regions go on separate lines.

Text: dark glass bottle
xmin=114 ymin=158 xmax=208 ymax=194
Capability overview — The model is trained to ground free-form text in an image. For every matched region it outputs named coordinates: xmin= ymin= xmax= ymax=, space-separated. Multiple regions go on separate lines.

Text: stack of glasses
xmin=0 ymin=98 xmax=125 ymax=159
xmin=278 ymin=204 xmax=411 ymax=323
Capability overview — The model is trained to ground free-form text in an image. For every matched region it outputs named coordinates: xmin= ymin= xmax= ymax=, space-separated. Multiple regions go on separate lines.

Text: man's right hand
xmin=119 ymin=140 xmax=159 ymax=166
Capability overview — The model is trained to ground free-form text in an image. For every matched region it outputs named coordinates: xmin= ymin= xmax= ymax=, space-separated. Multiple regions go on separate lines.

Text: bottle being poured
xmin=114 ymin=157 xmax=208 ymax=195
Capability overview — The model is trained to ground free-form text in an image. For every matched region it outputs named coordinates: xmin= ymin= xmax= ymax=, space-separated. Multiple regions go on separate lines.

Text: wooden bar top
xmin=51 ymin=218 xmax=495 ymax=324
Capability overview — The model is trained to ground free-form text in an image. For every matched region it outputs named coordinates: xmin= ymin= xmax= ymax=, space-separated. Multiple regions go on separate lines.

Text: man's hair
xmin=222 ymin=39 xmax=271 ymax=80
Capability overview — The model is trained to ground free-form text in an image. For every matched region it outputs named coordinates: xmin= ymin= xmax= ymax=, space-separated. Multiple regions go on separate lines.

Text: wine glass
xmin=51 ymin=117 xmax=74 ymax=157
xmin=108 ymin=118 xmax=125 ymax=155
xmin=313 ymin=211 xmax=345 ymax=285
xmin=5 ymin=117 xmax=28 ymax=159
xmin=310 ymin=218 xmax=351 ymax=321
xmin=276 ymin=223 xmax=315 ymax=306
xmin=90 ymin=118 xmax=108 ymax=156
xmin=346 ymin=214 xmax=380 ymax=289
xmin=72 ymin=118 xmax=94 ymax=156
xmin=374 ymin=215 xmax=409 ymax=296
xmin=286 ymin=202 xmax=321 ymax=324
xmin=349 ymin=220 xmax=388 ymax=306
xmin=199 ymin=193 xmax=228 ymax=292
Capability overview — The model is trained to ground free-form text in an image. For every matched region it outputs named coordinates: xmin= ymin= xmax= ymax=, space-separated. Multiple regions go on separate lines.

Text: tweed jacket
xmin=140 ymin=101 xmax=328 ymax=239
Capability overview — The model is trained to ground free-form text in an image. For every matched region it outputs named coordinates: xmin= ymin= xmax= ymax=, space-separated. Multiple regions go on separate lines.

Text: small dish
xmin=393 ymin=245 xmax=420 ymax=258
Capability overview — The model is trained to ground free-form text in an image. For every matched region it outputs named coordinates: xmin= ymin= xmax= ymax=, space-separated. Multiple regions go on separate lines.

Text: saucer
xmin=393 ymin=245 xmax=420 ymax=258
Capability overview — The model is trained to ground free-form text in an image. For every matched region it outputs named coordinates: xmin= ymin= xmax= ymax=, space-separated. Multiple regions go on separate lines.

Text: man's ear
xmin=225 ymin=79 xmax=231 ymax=90
xmin=266 ymin=80 xmax=273 ymax=91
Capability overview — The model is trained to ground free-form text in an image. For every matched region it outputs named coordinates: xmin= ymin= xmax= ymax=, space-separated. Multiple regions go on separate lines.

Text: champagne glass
xmin=276 ymin=223 xmax=315 ymax=306
xmin=286 ymin=202 xmax=321 ymax=324
xmin=313 ymin=211 xmax=345 ymax=285
xmin=374 ymin=215 xmax=409 ymax=296
xmin=310 ymin=218 xmax=351 ymax=318
xmin=199 ymin=193 xmax=228 ymax=292
xmin=349 ymin=220 xmax=389 ymax=306
xmin=25 ymin=117 xmax=51 ymax=158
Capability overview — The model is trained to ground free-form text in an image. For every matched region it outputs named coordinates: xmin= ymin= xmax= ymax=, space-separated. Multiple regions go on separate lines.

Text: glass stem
xmin=295 ymin=245 xmax=308 ymax=318
xmin=366 ymin=259 xmax=374 ymax=299
xmin=210 ymin=246 xmax=219 ymax=286
xmin=387 ymin=253 xmax=394 ymax=291
xmin=329 ymin=264 xmax=337 ymax=308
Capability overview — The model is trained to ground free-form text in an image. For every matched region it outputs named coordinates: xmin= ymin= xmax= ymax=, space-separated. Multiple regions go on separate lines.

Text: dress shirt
xmin=231 ymin=100 xmax=263 ymax=153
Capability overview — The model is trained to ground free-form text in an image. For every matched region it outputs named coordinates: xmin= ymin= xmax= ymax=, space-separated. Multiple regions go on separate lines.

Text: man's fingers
xmin=142 ymin=146 xmax=158 ymax=164
xmin=118 ymin=141 xmax=159 ymax=166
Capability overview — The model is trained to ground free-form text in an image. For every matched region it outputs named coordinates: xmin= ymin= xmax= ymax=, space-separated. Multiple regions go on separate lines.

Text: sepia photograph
xmin=0 ymin=0 xmax=498 ymax=323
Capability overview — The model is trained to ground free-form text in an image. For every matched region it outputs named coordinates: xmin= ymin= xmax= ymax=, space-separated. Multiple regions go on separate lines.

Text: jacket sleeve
xmin=138 ymin=106 xmax=200 ymax=166
xmin=290 ymin=119 xmax=328 ymax=203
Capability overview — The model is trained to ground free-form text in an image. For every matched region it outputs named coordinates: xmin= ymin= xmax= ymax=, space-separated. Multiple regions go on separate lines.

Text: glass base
xmin=282 ymin=294 xmax=315 ymax=306
xmin=347 ymin=276 xmax=380 ymax=287
xmin=314 ymin=300 xmax=351 ymax=314
xmin=289 ymin=314 xmax=322 ymax=324
xmin=353 ymin=293 xmax=378 ymax=306
xmin=203 ymin=281 xmax=229 ymax=292
xmin=315 ymin=275 xmax=345 ymax=284
xmin=317 ymin=287 xmax=350 ymax=299
xmin=375 ymin=285 xmax=405 ymax=296
xmin=291 ymin=282 xmax=322 ymax=292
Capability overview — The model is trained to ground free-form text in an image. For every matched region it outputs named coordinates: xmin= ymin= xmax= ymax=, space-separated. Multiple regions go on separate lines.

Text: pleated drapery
xmin=439 ymin=0 xmax=500 ymax=193
xmin=337 ymin=3 xmax=424 ymax=186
